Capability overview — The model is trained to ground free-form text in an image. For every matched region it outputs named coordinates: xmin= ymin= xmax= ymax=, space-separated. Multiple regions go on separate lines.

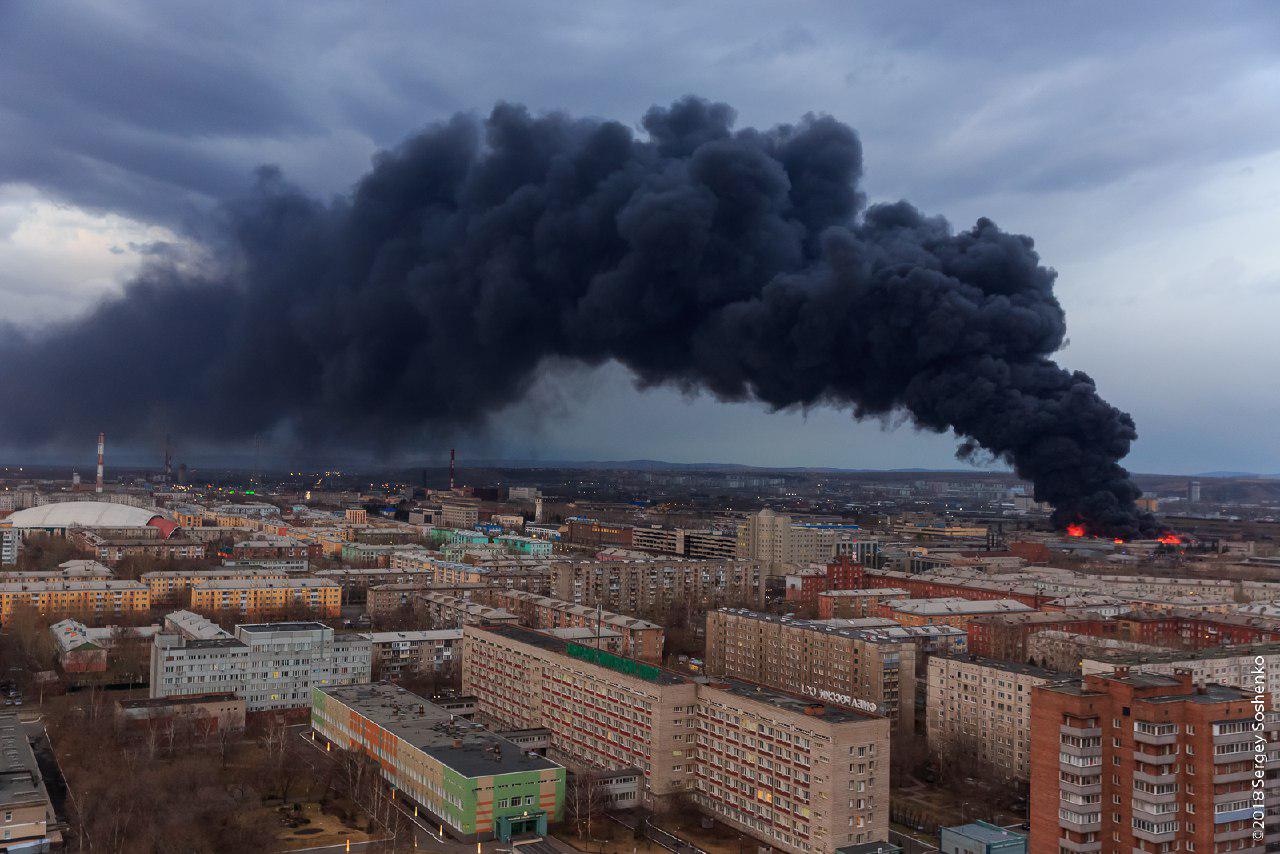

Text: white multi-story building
xmin=0 ymin=528 xmax=20 ymax=565
xmin=149 ymin=610 xmax=371 ymax=711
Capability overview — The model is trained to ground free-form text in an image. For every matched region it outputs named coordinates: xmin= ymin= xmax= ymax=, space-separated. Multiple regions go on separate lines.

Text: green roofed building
xmin=312 ymin=682 xmax=564 ymax=841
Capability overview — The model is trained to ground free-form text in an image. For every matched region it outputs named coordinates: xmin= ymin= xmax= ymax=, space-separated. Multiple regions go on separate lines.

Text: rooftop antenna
xmin=163 ymin=433 xmax=173 ymax=480
xmin=95 ymin=432 xmax=105 ymax=493
xmin=450 ymin=448 xmax=456 ymax=491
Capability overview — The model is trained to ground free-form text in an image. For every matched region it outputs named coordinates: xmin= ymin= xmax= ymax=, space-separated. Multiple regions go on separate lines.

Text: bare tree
xmin=566 ymin=769 xmax=606 ymax=840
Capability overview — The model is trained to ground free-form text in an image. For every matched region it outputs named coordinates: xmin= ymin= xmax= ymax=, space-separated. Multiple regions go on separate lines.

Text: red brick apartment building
xmin=971 ymin=611 xmax=1280 ymax=660
xmin=565 ymin=518 xmax=633 ymax=549
xmin=1029 ymin=669 xmax=1279 ymax=854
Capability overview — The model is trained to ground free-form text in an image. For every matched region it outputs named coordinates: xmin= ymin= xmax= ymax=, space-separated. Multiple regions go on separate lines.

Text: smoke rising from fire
xmin=0 ymin=97 xmax=1155 ymax=537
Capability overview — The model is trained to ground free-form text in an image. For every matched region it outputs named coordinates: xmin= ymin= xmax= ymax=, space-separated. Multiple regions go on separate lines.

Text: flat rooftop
xmin=719 ymin=609 xmax=967 ymax=644
xmin=0 ymin=713 xmax=52 ymax=811
xmin=883 ymin=597 xmax=1033 ymax=615
xmin=474 ymin=624 xmax=688 ymax=686
xmin=237 ymin=621 xmax=331 ymax=633
xmin=944 ymin=821 xmax=1026 ymax=846
xmin=118 ymin=692 xmax=241 ymax=709
xmin=361 ymin=630 xmax=462 ymax=643
xmin=933 ymin=652 xmax=1059 ymax=680
xmin=200 ymin=578 xmax=338 ymax=590
xmin=320 ymin=683 xmax=561 ymax=778
xmin=1093 ymin=641 xmax=1280 ymax=666
xmin=704 ymin=676 xmax=882 ymax=723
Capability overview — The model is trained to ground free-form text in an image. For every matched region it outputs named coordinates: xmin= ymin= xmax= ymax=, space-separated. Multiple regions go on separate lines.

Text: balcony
xmin=1131 ymin=826 xmax=1178 ymax=844
xmin=1060 ymin=777 xmax=1102 ymax=796
xmin=1132 ymin=749 xmax=1177 ymax=766
xmin=1132 ymin=769 xmax=1177 ymax=786
xmin=1133 ymin=729 xmax=1178 ymax=747
xmin=1130 ymin=787 xmax=1177 ymax=804
xmin=1213 ymin=825 xmax=1255 ymax=843
xmin=1057 ymin=837 xmax=1101 ymax=854
xmin=1060 ymin=723 xmax=1102 ymax=739
xmin=1058 ymin=815 xmax=1101 ymax=834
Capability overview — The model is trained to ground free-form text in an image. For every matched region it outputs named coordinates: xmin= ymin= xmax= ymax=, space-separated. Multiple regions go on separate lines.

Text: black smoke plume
xmin=0 ymin=97 xmax=1155 ymax=538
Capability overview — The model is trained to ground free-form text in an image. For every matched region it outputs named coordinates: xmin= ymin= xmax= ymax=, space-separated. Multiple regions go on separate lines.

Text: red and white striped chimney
xmin=95 ymin=432 xmax=105 ymax=493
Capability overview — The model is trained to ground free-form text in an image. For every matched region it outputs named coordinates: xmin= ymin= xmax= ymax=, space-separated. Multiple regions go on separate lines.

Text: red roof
xmin=147 ymin=518 xmax=182 ymax=539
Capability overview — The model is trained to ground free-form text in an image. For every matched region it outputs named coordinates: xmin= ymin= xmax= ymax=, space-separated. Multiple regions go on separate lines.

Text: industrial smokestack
xmin=95 ymin=432 xmax=105 ymax=493
xmin=0 ymin=97 xmax=1156 ymax=537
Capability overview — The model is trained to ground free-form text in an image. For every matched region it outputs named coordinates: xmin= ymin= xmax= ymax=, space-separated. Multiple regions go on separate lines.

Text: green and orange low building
xmin=312 ymin=682 xmax=565 ymax=841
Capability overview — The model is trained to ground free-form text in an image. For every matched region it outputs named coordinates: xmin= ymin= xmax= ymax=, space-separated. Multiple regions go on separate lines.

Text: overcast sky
xmin=2 ymin=1 xmax=1278 ymax=474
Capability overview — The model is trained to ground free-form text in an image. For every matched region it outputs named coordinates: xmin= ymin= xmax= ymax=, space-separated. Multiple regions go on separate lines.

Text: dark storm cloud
xmin=0 ymin=98 xmax=1154 ymax=535
xmin=3 ymin=2 xmax=1277 ymax=229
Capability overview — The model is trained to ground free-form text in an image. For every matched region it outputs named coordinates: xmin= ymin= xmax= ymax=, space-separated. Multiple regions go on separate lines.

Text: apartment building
xmin=565 ymin=518 xmax=632 ymax=548
xmin=230 ymin=535 xmax=315 ymax=562
xmin=437 ymin=502 xmax=478 ymax=530
xmin=312 ymin=683 xmax=565 ymax=842
xmin=705 ymin=609 xmax=915 ymax=732
xmin=1079 ymin=642 xmax=1280 ymax=708
xmin=0 ymin=579 xmax=150 ymax=625
xmin=694 ymin=679 xmax=890 ymax=853
xmin=874 ymin=598 xmax=1034 ymax=629
xmin=142 ymin=567 xmax=289 ymax=604
xmin=631 ymin=526 xmax=738 ymax=560
xmin=968 ymin=612 xmax=1094 ymax=660
xmin=188 ymin=577 xmax=341 ymax=618
xmin=149 ymin=610 xmax=371 ymax=712
xmin=925 ymin=654 xmax=1056 ymax=781
xmin=462 ymin=624 xmax=890 ymax=854
xmin=361 ymin=629 xmax=463 ymax=679
xmin=414 ymin=592 xmax=518 ymax=627
xmin=388 ymin=551 xmax=552 ymax=593
xmin=550 ymin=557 xmax=763 ymax=614
xmin=0 ymin=559 xmax=114 ymax=582
xmin=816 ymin=589 xmax=911 ymax=620
xmin=0 ymin=713 xmax=62 ymax=851
xmin=0 ymin=529 xmax=21 ymax=566
xmin=736 ymin=509 xmax=858 ymax=568
xmin=79 ymin=531 xmax=206 ymax=564
xmin=1026 ymin=631 xmax=1162 ymax=673
xmin=971 ymin=609 xmax=1280 ymax=662
xmin=480 ymin=589 xmax=665 ymax=661
xmin=1029 ymin=670 xmax=1280 ymax=854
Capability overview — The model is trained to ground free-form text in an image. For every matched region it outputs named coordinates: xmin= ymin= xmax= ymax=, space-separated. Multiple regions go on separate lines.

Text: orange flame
xmin=1066 ymin=524 xmax=1086 ymax=538
xmin=1157 ymin=534 xmax=1182 ymax=545
xmin=1113 ymin=538 xmax=1125 ymax=544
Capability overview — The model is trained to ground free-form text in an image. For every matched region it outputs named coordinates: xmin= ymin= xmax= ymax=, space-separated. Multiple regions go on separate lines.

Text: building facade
xmin=479 ymin=589 xmax=665 ymax=661
xmin=550 ymin=558 xmax=763 ymax=615
xmin=705 ymin=609 xmax=915 ymax=732
xmin=188 ymin=577 xmax=341 ymax=618
xmin=925 ymin=654 xmax=1055 ymax=781
xmin=735 ymin=509 xmax=858 ymax=568
xmin=362 ymin=629 xmax=463 ymax=679
xmin=0 ymin=579 xmax=150 ymax=625
xmin=462 ymin=624 xmax=890 ymax=854
xmin=149 ymin=611 xmax=371 ymax=712
xmin=0 ymin=712 xmax=61 ymax=851
xmin=312 ymin=683 xmax=565 ymax=841
xmin=1028 ymin=670 xmax=1280 ymax=854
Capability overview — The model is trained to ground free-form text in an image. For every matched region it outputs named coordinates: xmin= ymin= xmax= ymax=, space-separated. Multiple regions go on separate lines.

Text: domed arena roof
xmin=5 ymin=501 xmax=165 ymax=529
